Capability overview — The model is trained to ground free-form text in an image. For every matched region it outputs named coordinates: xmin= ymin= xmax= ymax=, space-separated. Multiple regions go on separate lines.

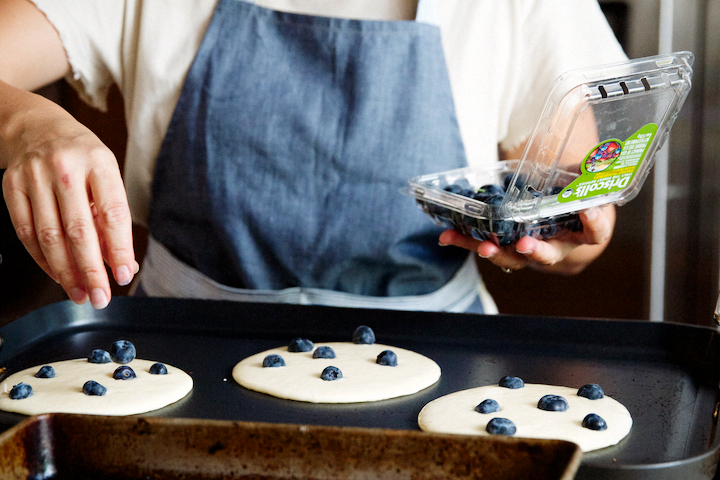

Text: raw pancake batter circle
xmin=418 ymin=383 xmax=632 ymax=452
xmin=0 ymin=359 xmax=193 ymax=416
xmin=233 ymin=342 xmax=441 ymax=403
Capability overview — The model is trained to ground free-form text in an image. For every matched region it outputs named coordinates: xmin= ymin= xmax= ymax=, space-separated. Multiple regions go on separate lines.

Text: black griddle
xmin=0 ymin=297 xmax=718 ymax=479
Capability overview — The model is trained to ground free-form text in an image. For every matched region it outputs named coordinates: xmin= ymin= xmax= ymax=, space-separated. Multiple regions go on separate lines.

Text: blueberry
xmin=469 ymin=222 xmax=491 ymax=242
xmin=524 ymin=221 xmax=542 ymax=239
xmin=262 ymin=354 xmax=286 ymax=367
xmin=539 ymin=218 xmax=558 ymax=239
xmin=486 ymin=418 xmax=516 ymax=436
xmin=352 ymin=325 xmax=375 ymax=344
xmin=503 ymin=174 xmax=514 ymax=191
xmin=443 ymin=184 xmax=464 ymax=195
xmin=451 ymin=179 xmax=472 ymax=190
xmin=577 ymin=384 xmax=604 ymax=400
xmin=493 ymin=219 xmax=517 ymax=246
xmin=110 ymin=340 xmax=136 ymax=364
xmin=473 ymin=192 xmax=504 ymax=205
xmin=582 ymin=413 xmax=608 ymax=431
xmin=34 ymin=365 xmax=55 ymax=378
xmin=549 ymin=186 xmax=564 ymax=195
xmin=471 ymin=192 xmax=488 ymax=202
xmin=498 ymin=376 xmax=524 ymax=389
xmin=149 ymin=363 xmax=168 ymax=375
xmin=537 ymin=395 xmax=569 ymax=412
xmin=376 ymin=350 xmax=398 ymax=366
xmin=475 ymin=399 xmax=500 ymax=414
xmin=320 ymin=366 xmax=343 ymax=381
xmin=113 ymin=366 xmax=136 ymax=380
xmin=427 ymin=203 xmax=451 ymax=218
xmin=312 ymin=346 xmax=336 ymax=359
xmin=505 ymin=173 xmax=529 ymax=192
xmin=457 ymin=212 xmax=482 ymax=230
xmin=481 ymin=194 xmax=504 ymax=206
xmin=288 ymin=338 xmax=314 ymax=352
xmin=9 ymin=382 xmax=33 ymax=400
xmin=565 ymin=215 xmax=583 ymax=232
xmin=83 ymin=380 xmax=107 ymax=396
xmin=88 ymin=349 xmax=112 ymax=364
xmin=478 ymin=184 xmax=505 ymax=196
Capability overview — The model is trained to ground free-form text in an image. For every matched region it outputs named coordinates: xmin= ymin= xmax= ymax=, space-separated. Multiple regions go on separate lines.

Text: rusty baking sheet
xmin=0 ymin=413 xmax=582 ymax=480
xmin=0 ymin=297 xmax=719 ymax=479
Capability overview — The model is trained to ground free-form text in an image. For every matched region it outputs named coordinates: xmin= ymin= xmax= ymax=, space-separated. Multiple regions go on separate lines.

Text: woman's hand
xmin=1 ymin=83 xmax=137 ymax=308
xmin=0 ymin=0 xmax=135 ymax=308
xmin=438 ymin=205 xmax=615 ymax=275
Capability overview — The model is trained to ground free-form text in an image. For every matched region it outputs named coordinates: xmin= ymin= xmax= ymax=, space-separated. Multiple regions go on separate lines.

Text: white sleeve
xmin=501 ymin=0 xmax=628 ymax=151
xmin=29 ymin=0 xmax=126 ymax=111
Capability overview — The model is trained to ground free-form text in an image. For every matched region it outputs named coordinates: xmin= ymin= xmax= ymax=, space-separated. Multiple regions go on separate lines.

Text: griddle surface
xmin=0 ymin=298 xmax=718 ymax=478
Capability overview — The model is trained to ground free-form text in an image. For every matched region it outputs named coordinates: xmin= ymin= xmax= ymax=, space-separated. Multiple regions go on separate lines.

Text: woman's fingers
xmin=1 ymin=85 xmax=136 ymax=308
xmin=3 ymin=136 xmax=136 ymax=308
xmin=439 ymin=205 xmax=615 ymax=275
xmin=439 ymin=228 xmax=530 ymax=271
xmin=2 ymin=180 xmax=57 ymax=282
xmin=87 ymin=162 xmax=135 ymax=287
xmin=577 ymin=207 xmax=614 ymax=245
xmin=52 ymin=162 xmax=111 ymax=308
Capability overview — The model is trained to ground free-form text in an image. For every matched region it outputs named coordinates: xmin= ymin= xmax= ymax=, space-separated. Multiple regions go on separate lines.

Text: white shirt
xmin=31 ymin=0 xmax=626 ymax=227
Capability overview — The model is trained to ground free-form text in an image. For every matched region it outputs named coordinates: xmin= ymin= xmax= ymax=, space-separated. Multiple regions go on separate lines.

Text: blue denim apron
xmin=141 ymin=0 xmax=490 ymax=313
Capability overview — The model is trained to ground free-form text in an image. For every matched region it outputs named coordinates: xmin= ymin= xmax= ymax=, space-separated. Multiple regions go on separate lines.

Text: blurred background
xmin=1 ymin=0 xmax=718 ymax=326
xmin=479 ymin=0 xmax=719 ymax=326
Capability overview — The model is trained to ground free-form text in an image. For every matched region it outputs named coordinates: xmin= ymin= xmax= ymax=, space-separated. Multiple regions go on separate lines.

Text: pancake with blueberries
xmin=232 ymin=326 xmax=441 ymax=403
xmin=0 ymin=340 xmax=193 ymax=416
xmin=418 ymin=378 xmax=632 ymax=452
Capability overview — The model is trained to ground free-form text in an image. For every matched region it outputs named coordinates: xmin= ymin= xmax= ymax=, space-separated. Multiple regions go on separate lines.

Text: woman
xmin=0 ymin=0 xmax=624 ymax=312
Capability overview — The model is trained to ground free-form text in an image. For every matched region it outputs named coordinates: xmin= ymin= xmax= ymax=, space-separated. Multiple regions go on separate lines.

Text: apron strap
xmin=415 ymin=0 xmax=438 ymax=25
xmin=138 ymin=236 xmax=497 ymax=314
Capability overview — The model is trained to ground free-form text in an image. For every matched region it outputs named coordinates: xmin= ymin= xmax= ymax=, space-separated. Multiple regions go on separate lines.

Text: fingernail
xmin=116 ymin=265 xmax=132 ymax=286
xmin=517 ymin=248 xmax=533 ymax=255
xmin=477 ymin=252 xmax=492 ymax=259
xmin=438 ymin=241 xmax=448 ymax=247
xmin=90 ymin=288 xmax=109 ymax=309
xmin=133 ymin=261 xmax=140 ymax=274
xmin=70 ymin=287 xmax=88 ymax=304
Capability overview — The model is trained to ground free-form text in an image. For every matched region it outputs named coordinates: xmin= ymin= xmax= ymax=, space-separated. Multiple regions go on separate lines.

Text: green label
xmin=558 ymin=124 xmax=657 ymax=203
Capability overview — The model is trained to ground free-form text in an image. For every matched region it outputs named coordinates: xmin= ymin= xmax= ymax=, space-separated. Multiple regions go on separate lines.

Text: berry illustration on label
xmin=585 ymin=140 xmax=622 ymax=173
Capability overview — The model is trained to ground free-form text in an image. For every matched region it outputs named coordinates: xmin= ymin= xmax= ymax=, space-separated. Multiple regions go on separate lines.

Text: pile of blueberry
xmin=476 ymin=377 xmax=608 ymax=436
xmin=85 ymin=340 xmax=167 ymax=395
xmin=417 ymin=174 xmax=582 ymax=246
xmin=262 ymin=326 xmax=396 ymax=381
xmin=7 ymin=339 xmax=168 ymax=400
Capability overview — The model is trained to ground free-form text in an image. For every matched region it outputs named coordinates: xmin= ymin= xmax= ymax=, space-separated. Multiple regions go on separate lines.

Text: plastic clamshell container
xmin=407 ymin=161 xmax=584 ymax=246
xmin=406 ymin=51 xmax=694 ymax=245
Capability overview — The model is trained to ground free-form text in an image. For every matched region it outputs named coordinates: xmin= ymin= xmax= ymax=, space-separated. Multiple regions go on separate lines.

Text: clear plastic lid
xmin=501 ymin=51 xmax=694 ymax=221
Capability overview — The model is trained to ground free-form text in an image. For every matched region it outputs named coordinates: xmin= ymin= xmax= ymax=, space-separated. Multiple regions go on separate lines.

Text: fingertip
xmin=114 ymin=260 xmax=140 ymax=286
xmin=580 ymin=207 xmax=612 ymax=244
xmin=515 ymin=235 xmax=537 ymax=255
xmin=476 ymin=241 xmax=498 ymax=259
xmin=438 ymin=229 xmax=456 ymax=246
xmin=90 ymin=288 xmax=109 ymax=309
xmin=581 ymin=207 xmax=600 ymax=223
xmin=69 ymin=287 xmax=88 ymax=305
xmin=115 ymin=265 xmax=132 ymax=286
